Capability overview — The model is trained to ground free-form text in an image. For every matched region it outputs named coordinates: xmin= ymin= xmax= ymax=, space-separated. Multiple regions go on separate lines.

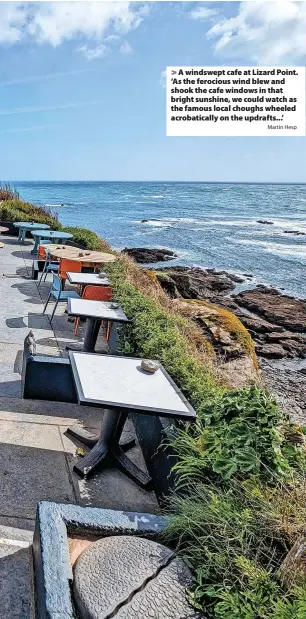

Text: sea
xmin=12 ymin=181 xmax=306 ymax=299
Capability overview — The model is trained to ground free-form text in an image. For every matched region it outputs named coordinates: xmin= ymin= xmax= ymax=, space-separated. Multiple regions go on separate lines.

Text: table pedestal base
xmin=68 ymin=409 xmax=152 ymax=489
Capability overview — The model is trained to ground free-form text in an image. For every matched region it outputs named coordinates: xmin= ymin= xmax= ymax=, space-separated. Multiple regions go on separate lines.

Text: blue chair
xmin=43 ymin=273 xmax=80 ymax=323
xmin=38 ymin=248 xmax=59 ymax=287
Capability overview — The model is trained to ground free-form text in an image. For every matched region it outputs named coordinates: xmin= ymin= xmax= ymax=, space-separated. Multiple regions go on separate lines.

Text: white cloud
xmin=120 ymin=41 xmax=133 ymax=54
xmin=0 ymin=2 xmax=148 ymax=58
xmin=206 ymin=0 xmax=306 ymax=64
xmin=77 ymin=44 xmax=107 ymax=60
xmin=189 ymin=7 xmax=218 ymax=21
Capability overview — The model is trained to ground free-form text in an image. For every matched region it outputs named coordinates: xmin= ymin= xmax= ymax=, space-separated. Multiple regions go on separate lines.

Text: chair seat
xmin=58 ymin=290 xmax=80 ymax=300
xmin=46 ymin=264 xmax=59 ymax=272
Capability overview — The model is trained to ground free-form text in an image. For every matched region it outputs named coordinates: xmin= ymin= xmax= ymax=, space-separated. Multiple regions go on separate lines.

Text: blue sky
xmin=0 ymin=0 xmax=305 ymax=182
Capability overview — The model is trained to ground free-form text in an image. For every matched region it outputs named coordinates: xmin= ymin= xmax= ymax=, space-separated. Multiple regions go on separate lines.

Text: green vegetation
xmin=63 ymin=226 xmax=111 ymax=252
xmin=106 ymin=260 xmax=306 ymax=619
xmin=0 ymin=199 xmax=62 ymax=229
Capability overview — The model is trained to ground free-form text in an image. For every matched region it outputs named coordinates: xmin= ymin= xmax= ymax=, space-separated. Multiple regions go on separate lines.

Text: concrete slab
xmin=0 ymin=397 xmax=103 ymax=428
xmin=61 ymin=422 xmax=160 ymax=515
xmin=0 ymin=544 xmax=34 ymax=618
xmin=0 ymin=421 xmax=76 ymax=518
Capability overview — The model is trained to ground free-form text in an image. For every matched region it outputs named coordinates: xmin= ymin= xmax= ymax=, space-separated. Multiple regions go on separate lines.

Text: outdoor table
xmin=66 ymin=272 xmax=110 ymax=292
xmin=31 ymin=230 xmax=73 ymax=254
xmin=67 ymin=352 xmax=196 ymax=484
xmin=67 ymin=298 xmax=129 ymax=353
xmin=49 ymin=245 xmax=117 ymax=267
xmin=14 ymin=222 xmax=50 ymax=244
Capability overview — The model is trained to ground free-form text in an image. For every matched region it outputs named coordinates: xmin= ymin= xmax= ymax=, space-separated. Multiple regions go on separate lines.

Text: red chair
xmin=74 ymin=285 xmax=113 ymax=337
xmin=58 ymin=258 xmax=82 ymax=288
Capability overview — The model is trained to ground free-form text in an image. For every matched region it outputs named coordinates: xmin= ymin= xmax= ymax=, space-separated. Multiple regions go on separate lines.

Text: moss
xmin=183 ymin=299 xmax=258 ymax=369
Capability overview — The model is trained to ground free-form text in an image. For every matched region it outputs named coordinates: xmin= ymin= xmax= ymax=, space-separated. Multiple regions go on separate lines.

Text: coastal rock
xmin=257 ymin=220 xmax=274 ymax=225
xmin=234 ymin=286 xmax=306 ymax=332
xmin=172 ymin=298 xmax=258 ymax=388
xmin=283 ymin=230 xmax=306 ymax=236
xmin=155 ymin=266 xmax=235 ymax=300
xmin=239 ymin=316 xmax=284 ymax=335
xmin=122 ymin=247 xmax=177 ymax=263
xmin=257 ymin=343 xmax=287 ymax=359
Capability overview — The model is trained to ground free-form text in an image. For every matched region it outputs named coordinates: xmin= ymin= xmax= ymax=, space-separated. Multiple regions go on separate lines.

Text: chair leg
xmin=74 ymin=317 xmax=80 ymax=336
xmin=50 ymin=299 xmax=59 ymax=323
xmin=38 ymin=263 xmax=46 ymax=287
xmin=43 ymin=293 xmax=51 ymax=314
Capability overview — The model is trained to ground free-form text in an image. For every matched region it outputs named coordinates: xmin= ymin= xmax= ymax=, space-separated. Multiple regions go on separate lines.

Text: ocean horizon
xmin=10 ymin=180 xmax=306 ymax=299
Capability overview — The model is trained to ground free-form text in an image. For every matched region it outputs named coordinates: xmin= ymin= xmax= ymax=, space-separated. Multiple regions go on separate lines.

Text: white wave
xmin=148 ymin=195 xmax=167 ymax=198
xmin=236 ymin=238 xmax=306 ymax=259
xmin=45 ymin=203 xmax=62 ymax=207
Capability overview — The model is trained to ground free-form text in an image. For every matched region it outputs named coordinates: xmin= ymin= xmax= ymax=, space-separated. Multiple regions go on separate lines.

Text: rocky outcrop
xmin=122 ymin=247 xmax=177 ymax=263
xmin=155 ymin=266 xmax=236 ymax=300
xmin=283 ymin=230 xmax=306 ymax=236
xmin=234 ymin=286 xmax=306 ymax=332
xmin=173 ymin=298 xmax=258 ymax=388
xmin=257 ymin=220 xmax=274 ymax=225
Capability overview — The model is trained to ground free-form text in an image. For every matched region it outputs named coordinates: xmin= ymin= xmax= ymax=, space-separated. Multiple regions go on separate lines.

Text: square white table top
xmin=69 ymin=352 xmax=195 ymax=420
xmin=66 ymin=272 xmax=109 ymax=286
xmin=67 ymin=298 xmax=129 ymax=322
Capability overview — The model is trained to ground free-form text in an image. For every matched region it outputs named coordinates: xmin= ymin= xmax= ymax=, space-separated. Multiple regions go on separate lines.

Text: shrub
xmin=0 ymin=182 xmax=19 ymax=201
xmin=0 ymin=199 xmax=61 ymax=230
xmin=170 ymin=386 xmax=296 ymax=482
xmin=63 ymin=226 xmax=112 ymax=252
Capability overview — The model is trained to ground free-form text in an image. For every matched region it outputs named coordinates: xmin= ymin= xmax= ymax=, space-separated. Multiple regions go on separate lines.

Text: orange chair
xmin=58 ymin=258 xmax=82 ymax=288
xmin=74 ymin=285 xmax=113 ymax=336
xmin=37 ymin=243 xmax=50 ymax=260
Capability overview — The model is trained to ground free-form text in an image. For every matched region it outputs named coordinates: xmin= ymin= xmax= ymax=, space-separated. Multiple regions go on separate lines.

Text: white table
xmin=67 ymin=299 xmax=129 ymax=353
xmin=66 ymin=272 xmax=109 ymax=289
xmin=68 ymin=352 xmax=196 ymax=484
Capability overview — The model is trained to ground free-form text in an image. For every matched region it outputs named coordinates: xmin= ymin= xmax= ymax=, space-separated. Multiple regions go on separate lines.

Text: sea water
xmin=13 ymin=181 xmax=306 ymax=298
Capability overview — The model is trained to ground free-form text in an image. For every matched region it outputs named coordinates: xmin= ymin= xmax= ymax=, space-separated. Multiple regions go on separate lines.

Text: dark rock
xmin=257 ymin=220 xmax=274 ymax=225
xmin=243 ymin=273 xmax=253 ymax=278
xmin=234 ymin=286 xmax=306 ymax=332
xmin=257 ymin=343 xmax=287 ymax=358
xmin=122 ymin=247 xmax=177 ymax=263
xmin=267 ymin=331 xmax=305 ymax=343
xmin=283 ymin=230 xmax=306 ymax=235
xmin=156 ymin=266 xmax=235 ymax=300
xmin=206 ymin=268 xmax=245 ymax=283
xmin=240 ymin=316 xmax=284 ymax=334
xmin=141 ymin=219 xmax=149 ymax=223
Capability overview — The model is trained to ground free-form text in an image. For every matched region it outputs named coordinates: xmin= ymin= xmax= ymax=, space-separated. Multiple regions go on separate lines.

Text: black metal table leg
xmin=67 ymin=423 xmax=135 ymax=450
xmin=113 ymin=446 xmax=152 ymax=489
xmin=72 ymin=408 xmax=150 ymax=486
xmin=66 ymin=317 xmax=101 ymax=352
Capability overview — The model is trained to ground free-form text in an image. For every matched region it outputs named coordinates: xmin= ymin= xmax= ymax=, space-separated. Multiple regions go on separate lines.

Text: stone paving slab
xmin=0 ymin=543 xmax=34 ymax=618
xmin=0 ymin=420 xmax=76 ymax=519
xmin=61 ymin=421 xmax=159 ymax=515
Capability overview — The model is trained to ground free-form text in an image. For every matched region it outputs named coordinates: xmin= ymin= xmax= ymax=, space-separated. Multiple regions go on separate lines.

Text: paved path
xmin=0 ymin=235 xmax=158 ymax=617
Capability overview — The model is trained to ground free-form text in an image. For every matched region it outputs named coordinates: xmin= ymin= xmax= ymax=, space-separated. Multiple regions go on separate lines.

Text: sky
xmin=0 ymin=0 xmax=305 ymax=182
